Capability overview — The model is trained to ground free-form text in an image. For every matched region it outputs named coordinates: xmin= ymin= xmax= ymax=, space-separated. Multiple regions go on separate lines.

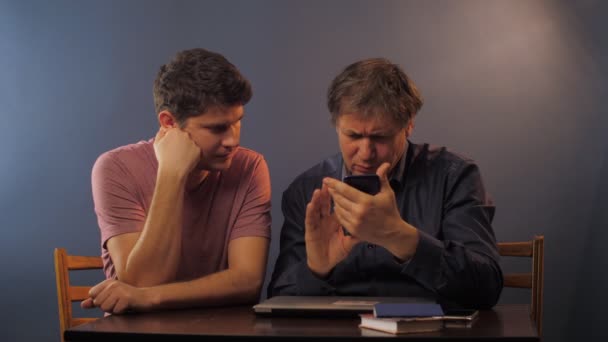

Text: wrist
xmin=307 ymin=261 xmax=331 ymax=279
xmin=141 ymin=286 xmax=161 ymax=311
xmin=157 ymin=166 xmax=189 ymax=187
xmin=383 ymin=220 xmax=419 ymax=262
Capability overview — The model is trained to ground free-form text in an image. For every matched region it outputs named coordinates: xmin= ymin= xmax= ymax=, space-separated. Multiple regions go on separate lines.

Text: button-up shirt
xmin=268 ymin=141 xmax=503 ymax=309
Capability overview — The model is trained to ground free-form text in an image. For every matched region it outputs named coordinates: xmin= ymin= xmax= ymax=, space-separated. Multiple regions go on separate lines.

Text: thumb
xmin=376 ymin=162 xmax=391 ymax=190
xmin=81 ymin=297 xmax=95 ymax=309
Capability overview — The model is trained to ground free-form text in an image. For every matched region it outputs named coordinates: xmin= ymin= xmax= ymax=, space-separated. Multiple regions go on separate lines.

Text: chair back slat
xmin=503 ymin=273 xmax=532 ymax=288
xmin=70 ymin=286 xmax=94 ymax=301
xmin=67 ymin=255 xmax=103 ymax=270
xmin=497 ymin=241 xmax=533 ymax=257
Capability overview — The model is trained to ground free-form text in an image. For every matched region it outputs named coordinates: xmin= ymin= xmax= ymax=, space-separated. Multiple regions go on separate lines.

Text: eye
xmin=371 ymin=133 xmax=395 ymax=143
xmin=347 ymin=133 xmax=363 ymax=140
xmin=209 ymin=125 xmax=229 ymax=133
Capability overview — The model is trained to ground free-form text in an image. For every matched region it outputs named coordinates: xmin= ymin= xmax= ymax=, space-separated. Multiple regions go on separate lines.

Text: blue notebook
xmin=373 ymin=303 xmax=444 ymax=318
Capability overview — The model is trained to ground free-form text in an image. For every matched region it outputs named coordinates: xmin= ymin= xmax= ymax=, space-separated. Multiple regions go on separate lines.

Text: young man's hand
xmin=81 ymin=279 xmax=156 ymax=314
xmin=304 ymin=183 xmax=359 ymax=278
xmin=153 ymin=127 xmax=200 ymax=180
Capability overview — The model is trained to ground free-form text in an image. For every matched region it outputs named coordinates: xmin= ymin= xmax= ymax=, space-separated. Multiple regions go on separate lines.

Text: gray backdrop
xmin=1 ymin=0 xmax=606 ymax=341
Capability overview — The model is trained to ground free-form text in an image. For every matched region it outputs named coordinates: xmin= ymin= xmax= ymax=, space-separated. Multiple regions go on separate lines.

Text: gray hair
xmin=327 ymin=58 xmax=423 ymax=127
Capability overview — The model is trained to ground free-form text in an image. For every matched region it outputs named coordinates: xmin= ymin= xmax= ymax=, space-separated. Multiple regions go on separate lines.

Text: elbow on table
xmin=246 ymin=279 xmax=265 ymax=303
xmin=472 ymin=269 xmax=504 ymax=309
xmin=486 ymin=271 xmax=504 ymax=309
xmin=234 ymin=273 xmax=264 ymax=304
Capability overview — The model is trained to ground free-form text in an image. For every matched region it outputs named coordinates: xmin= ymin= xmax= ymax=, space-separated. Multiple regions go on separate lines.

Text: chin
xmin=208 ymin=159 xmax=233 ymax=171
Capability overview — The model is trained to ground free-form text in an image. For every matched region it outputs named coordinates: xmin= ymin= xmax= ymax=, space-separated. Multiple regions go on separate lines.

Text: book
xmin=359 ymin=313 xmax=444 ymax=334
xmin=373 ymin=303 xmax=444 ymax=318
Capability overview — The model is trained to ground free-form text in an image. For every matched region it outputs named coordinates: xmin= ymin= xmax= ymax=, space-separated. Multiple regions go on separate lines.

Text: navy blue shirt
xmin=267 ymin=141 xmax=503 ymax=309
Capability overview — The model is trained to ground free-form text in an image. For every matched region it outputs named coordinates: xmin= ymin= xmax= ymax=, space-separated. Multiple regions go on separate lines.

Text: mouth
xmin=352 ymin=165 xmax=377 ymax=174
xmin=215 ymin=151 xmax=235 ymax=160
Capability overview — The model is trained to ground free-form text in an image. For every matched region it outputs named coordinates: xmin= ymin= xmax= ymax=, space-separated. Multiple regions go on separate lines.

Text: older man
xmin=268 ymin=58 xmax=502 ymax=309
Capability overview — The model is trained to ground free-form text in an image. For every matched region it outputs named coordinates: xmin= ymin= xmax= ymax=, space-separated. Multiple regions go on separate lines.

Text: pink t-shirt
xmin=91 ymin=139 xmax=271 ymax=281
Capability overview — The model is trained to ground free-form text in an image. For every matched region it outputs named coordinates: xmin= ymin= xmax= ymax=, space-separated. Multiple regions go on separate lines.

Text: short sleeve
xmin=92 ymin=152 xmax=147 ymax=249
xmin=229 ymin=156 xmax=272 ymax=240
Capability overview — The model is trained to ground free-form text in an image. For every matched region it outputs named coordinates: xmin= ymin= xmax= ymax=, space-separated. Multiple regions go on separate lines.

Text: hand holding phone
xmin=343 ymin=174 xmax=381 ymax=195
xmin=341 ymin=174 xmax=381 ymax=236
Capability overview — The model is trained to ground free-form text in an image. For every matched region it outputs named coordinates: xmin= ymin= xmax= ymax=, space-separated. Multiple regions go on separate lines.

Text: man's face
xmin=336 ymin=112 xmax=408 ymax=175
xmin=181 ymin=105 xmax=243 ymax=171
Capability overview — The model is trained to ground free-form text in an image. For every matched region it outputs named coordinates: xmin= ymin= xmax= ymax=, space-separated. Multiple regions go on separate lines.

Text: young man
xmin=268 ymin=58 xmax=503 ymax=309
xmin=83 ymin=48 xmax=271 ymax=314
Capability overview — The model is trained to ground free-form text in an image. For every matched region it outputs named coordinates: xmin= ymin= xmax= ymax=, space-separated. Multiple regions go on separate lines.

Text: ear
xmin=406 ymin=118 xmax=415 ymax=137
xmin=158 ymin=111 xmax=178 ymax=128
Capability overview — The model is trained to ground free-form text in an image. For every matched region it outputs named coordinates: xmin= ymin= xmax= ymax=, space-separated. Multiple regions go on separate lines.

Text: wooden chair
xmin=497 ymin=235 xmax=544 ymax=337
xmin=54 ymin=248 xmax=103 ymax=342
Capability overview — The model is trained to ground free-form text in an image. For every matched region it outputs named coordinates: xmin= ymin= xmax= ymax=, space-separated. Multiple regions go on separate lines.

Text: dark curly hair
xmin=327 ymin=58 xmax=423 ymax=127
xmin=153 ymin=48 xmax=252 ymax=125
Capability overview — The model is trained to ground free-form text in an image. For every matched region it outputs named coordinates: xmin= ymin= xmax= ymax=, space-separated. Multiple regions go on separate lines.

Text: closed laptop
xmin=253 ymin=296 xmax=435 ymax=317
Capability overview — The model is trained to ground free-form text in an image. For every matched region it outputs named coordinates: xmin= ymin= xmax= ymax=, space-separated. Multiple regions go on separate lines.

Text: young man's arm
xmin=152 ymin=236 xmax=269 ymax=307
xmin=82 ymin=236 xmax=269 ymax=313
xmin=105 ymin=169 xmax=186 ymax=287
xmin=96 ymin=128 xmax=200 ymax=287
xmin=84 ymin=154 xmax=272 ymax=313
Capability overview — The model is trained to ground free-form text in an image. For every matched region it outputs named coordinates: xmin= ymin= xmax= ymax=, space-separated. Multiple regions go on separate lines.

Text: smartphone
xmin=443 ymin=309 xmax=478 ymax=319
xmin=343 ymin=174 xmax=381 ymax=195
xmin=341 ymin=175 xmax=381 ymax=236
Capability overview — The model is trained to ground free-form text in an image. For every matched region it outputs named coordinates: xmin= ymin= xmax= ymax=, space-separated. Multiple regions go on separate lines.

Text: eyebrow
xmin=201 ymin=113 xmax=245 ymax=127
xmin=342 ymin=128 xmax=393 ymax=136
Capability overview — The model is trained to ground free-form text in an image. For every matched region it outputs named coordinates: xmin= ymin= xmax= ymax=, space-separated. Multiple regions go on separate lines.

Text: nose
xmin=357 ymin=138 xmax=375 ymax=161
xmin=222 ymin=123 xmax=240 ymax=147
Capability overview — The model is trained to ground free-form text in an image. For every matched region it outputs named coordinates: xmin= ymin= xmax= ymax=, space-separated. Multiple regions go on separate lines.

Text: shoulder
xmin=284 ymin=153 xmax=342 ymax=197
xmin=231 ymin=146 xmax=266 ymax=164
xmin=229 ymin=147 xmax=268 ymax=174
xmin=410 ymin=142 xmax=477 ymax=175
xmin=221 ymin=147 xmax=270 ymax=187
xmin=93 ymin=139 xmax=156 ymax=179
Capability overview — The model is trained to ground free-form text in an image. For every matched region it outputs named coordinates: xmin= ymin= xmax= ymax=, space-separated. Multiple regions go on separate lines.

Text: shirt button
xmin=367 ymin=244 xmax=375 ymax=249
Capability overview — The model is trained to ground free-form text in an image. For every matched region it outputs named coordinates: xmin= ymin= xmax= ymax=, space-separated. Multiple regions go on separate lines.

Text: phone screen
xmin=341 ymin=175 xmax=380 ymax=236
xmin=343 ymin=174 xmax=380 ymax=195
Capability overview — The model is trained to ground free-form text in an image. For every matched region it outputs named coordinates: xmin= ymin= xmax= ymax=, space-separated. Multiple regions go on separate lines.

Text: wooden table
xmin=65 ymin=304 xmax=539 ymax=341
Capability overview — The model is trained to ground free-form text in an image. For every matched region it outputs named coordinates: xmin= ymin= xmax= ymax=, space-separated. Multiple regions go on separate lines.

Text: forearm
xmin=382 ymin=219 xmax=420 ymax=262
xmin=269 ymin=259 xmax=337 ymax=296
xmin=269 ymin=222 xmax=336 ymax=297
xmin=122 ymin=169 xmax=186 ymax=286
xmin=146 ymin=268 xmax=263 ymax=310
xmin=403 ymin=231 xmax=503 ymax=308
xmin=268 ymin=206 xmax=333 ymax=296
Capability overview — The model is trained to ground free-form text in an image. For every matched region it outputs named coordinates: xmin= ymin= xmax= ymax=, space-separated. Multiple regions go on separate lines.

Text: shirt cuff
xmin=296 ymin=262 xmax=336 ymax=295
